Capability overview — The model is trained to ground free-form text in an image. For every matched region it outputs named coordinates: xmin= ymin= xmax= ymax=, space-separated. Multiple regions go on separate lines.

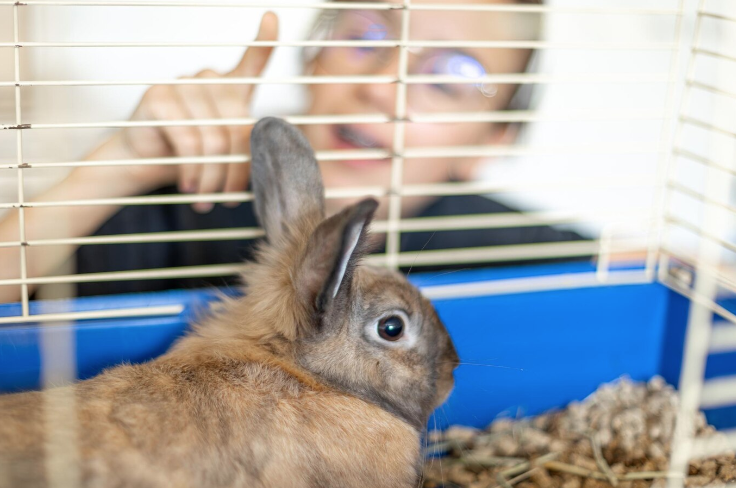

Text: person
xmin=0 ymin=0 xmax=583 ymax=303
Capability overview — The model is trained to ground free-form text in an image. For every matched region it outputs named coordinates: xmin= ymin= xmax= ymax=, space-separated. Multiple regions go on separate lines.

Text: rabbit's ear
xmin=250 ymin=117 xmax=325 ymax=240
xmin=298 ymin=198 xmax=378 ymax=314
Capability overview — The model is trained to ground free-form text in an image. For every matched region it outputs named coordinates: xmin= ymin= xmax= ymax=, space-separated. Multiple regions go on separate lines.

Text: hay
xmin=423 ymin=377 xmax=736 ymax=488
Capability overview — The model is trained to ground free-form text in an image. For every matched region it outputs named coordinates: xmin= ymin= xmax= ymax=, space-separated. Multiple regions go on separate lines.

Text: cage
xmin=0 ymin=0 xmax=735 ymax=486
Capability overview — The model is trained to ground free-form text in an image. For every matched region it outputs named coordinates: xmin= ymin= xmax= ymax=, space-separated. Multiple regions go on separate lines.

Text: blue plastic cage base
xmin=1 ymin=262 xmax=734 ymax=430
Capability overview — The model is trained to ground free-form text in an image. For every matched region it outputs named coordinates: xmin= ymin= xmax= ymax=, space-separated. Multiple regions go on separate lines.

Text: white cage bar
xmin=11 ymin=0 xmax=29 ymax=316
xmin=661 ymin=0 xmax=736 ymax=482
xmin=0 ymin=1 xmax=684 ymax=14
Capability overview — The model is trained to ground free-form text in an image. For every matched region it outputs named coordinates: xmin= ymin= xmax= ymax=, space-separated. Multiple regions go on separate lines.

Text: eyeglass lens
xmin=316 ymin=10 xmax=499 ymax=113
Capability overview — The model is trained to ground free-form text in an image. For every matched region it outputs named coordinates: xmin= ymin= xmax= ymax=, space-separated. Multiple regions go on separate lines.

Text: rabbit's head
xmin=225 ymin=118 xmax=458 ymax=429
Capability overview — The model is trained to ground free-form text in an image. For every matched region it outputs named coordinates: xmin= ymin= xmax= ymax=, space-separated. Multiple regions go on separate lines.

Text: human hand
xmin=98 ymin=12 xmax=279 ymax=212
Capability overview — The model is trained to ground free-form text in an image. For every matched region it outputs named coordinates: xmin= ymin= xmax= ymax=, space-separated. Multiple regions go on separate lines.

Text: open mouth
xmin=331 ymin=125 xmax=390 ymax=168
xmin=334 ymin=125 xmax=384 ymax=150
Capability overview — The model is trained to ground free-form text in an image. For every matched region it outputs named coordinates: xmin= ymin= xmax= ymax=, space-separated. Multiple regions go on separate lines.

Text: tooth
xmin=340 ymin=126 xmax=377 ymax=148
xmin=356 ymin=131 xmax=374 ymax=148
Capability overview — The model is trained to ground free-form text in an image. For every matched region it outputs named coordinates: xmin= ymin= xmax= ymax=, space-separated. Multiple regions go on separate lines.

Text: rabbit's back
xmin=0 ymin=345 xmax=420 ymax=488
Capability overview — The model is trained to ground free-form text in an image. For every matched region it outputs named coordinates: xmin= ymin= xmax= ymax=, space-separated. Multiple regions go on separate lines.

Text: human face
xmin=301 ymin=0 xmax=536 ymax=218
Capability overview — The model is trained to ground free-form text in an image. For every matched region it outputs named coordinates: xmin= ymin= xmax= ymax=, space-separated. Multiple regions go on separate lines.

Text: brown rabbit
xmin=0 ymin=117 xmax=459 ymax=488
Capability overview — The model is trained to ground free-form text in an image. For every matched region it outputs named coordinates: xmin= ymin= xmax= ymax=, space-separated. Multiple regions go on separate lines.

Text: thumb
xmin=228 ymin=11 xmax=279 ymax=78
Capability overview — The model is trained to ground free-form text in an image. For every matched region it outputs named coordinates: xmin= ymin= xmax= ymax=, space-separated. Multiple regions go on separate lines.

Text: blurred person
xmin=0 ymin=0 xmax=583 ymax=303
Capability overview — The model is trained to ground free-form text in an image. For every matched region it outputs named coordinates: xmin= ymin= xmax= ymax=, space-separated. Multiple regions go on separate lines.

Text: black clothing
xmin=75 ymin=187 xmax=585 ymax=297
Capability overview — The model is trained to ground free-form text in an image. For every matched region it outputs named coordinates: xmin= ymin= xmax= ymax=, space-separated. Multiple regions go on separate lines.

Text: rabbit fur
xmin=0 ymin=117 xmax=459 ymax=488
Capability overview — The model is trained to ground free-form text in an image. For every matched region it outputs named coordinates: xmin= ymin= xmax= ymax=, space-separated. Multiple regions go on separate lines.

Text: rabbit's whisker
xmin=459 ymin=362 xmax=525 ymax=371
xmin=417 ymin=426 xmax=429 ymax=488
xmin=425 ymin=267 xmax=473 ymax=282
xmin=407 ymin=232 xmax=436 ymax=278
xmin=434 ymin=414 xmax=445 ymax=488
xmin=438 ymin=360 xmax=525 ymax=371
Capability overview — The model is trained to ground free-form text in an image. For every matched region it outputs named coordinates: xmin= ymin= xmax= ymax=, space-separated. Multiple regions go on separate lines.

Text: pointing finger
xmin=227 ymin=11 xmax=279 ymax=80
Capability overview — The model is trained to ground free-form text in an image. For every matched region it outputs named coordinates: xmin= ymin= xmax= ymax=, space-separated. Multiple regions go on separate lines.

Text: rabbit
xmin=0 ymin=117 xmax=459 ymax=488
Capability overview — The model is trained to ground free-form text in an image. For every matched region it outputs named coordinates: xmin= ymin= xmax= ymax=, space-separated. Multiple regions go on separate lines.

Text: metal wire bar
xmin=649 ymin=0 xmax=695 ymax=283
xmin=0 ymin=146 xmax=660 ymax=172
xmin=0 ymin=73 xmax=672 ymax=88
xmin=409 ymin=109 xmax=665 ymax=124
xmin=402 ymin=143 xmax=660 ymax=159
xmin=0 ymin=40 xmax=678 ymax=50
xmin=0 ymin=111 xmax=673 ymax=132
xmin=663 ymin=247 xmax=736 ymax=300
xmin=660 ymin=267 xmax=736 ymax=330
xmin=699 ymin=11 xmax=736 ymax=24
xmin=596 ymin=218 xmax=647 ymax=283
xmin=699 ymin=376 xmax=736 ymax=409
xmin=1 ymin=152 xmax=657 ymax=175
xmin=668 ymin=4 xmax=735 ymax=476
xmin=673 ymin=147 xmax=736 ymax=178
xmin=0 ymin=111 xmax=665 ymax=170
xmin=668 ymin=181 xmax=736 ymax=216
xmin=680 ymin=116 xmax=736 ymax=139
xmin=0 ymin=263 xmax=245 ymax=286
xmin=0 ymin=305 xmax=185 ymax=326
xmin=0 ymin=1 xmax=683 ymax=15
xmin=687 ymin=81 xmax=736 ymax=101
xmin=710 ymin=324 xmax=736 ymax=353
xmin=0 ymin=227 xmax=265 ymax=248
xmin=364 ymin=239 xmax=636 ymax=268
xmin=0 ymin=207 xmax=648 ymax=249
xmin=666 ymin=216 xmax=736 ymax=255
xmin=0 ymin=151 xmax=386 ymax=170
xmin=385 ymin=0 xmax=411 ymax=270
xmin=0 ymin=192 xmax=254 ymax=209
xmin=1 ymin=154 xmax=247 ymax=170
xmin=12 ymin=4 xmax=29 ymax=317
xmin=421 ymin=270 xmax=650 ymax=301
xmin=0 ymin=239 xmax=632 ymax=288
xmin=406 ymin=4 xmax=681 ymax=15
xmin=693 ymin=47 xmax=736 ymax=64
xmin=0 ymin=269 xmax=652 ymax=326
xmin=0 ymin=174 xmax=656 ymax=210
xmin=1 ymin=1 xmax=401 ymax=9
xmin=0 ymin=109 xmax=667 ymax=138
xmin=0 ymin=76 xmax=395 ymax=87
xmin=1 ymin=113 xmax=392 ymax=129
xmin=372 ymin=208 xmax=649 ymax=234
xmin=450 ymin=178 xmax=644 ymax=199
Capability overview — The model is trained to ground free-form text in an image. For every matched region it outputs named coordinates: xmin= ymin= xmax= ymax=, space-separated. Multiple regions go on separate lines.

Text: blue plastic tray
xmin=1 ymin=262 xmax=734 ymax=430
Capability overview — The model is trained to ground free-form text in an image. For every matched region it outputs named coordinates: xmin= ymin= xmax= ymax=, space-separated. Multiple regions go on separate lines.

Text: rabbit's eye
xmin=377 ymin=316 xmax=404 ymax=341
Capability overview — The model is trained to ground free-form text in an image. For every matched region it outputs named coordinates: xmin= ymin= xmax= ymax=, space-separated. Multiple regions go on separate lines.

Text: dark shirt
xmin=75 ymin=187 xmax=585 ymax=297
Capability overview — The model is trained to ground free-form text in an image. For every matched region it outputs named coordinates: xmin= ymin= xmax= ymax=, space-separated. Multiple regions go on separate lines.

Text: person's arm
xmin=0 ymin=12 xmax=278 ymax=304
xmin=0 ymin=135 xmax=139 ymax=303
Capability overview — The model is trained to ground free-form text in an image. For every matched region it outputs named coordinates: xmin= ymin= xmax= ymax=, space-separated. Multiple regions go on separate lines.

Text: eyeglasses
xmin=307 ymin=9 xmax=500 ymax=113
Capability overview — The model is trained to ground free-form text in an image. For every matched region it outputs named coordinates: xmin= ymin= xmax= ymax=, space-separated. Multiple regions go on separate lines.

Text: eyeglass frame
xmin=301 ymin=8 xmax=540 ymax=117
